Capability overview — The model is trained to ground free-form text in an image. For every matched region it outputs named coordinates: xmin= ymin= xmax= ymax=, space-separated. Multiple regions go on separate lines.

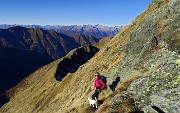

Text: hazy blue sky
xmin=0 ymin=0 xmax=152 ymax=26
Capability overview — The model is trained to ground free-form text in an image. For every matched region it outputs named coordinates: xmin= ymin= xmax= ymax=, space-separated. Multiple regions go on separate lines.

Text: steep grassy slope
xmin=94 ymin=36 xmax=113 ymax=49
xmin=0 ymin=0 xmax=179 ymax=113
xmin=71 ymin=34 xmax=99 ymax=46
xmin=0 ymin=47 xmax=53 ymax=92
xmin=0 ymin=46 xmax=53 ymax=107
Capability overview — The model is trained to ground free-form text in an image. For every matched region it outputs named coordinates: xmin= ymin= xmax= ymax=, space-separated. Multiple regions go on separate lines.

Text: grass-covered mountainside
xmin=0 ymin=0 xmax=179 ymax=113
xmin=0 ymin=47 xmax=53 ymax=107
xmin=0 ymin=27 xmax=99 ymax=59
xmin=71 ymin=34 xmax=99 ymax=46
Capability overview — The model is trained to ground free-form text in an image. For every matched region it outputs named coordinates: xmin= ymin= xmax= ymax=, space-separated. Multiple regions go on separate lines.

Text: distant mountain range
xmin=0 ymin=26 xmax=99 ymax=59
xmin=0 ymin=24 xmax=123 ymax=38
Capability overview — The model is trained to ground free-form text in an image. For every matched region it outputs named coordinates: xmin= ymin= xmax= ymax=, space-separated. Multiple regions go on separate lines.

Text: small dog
xmin=88 ymin=97 xmax=98 ymax=108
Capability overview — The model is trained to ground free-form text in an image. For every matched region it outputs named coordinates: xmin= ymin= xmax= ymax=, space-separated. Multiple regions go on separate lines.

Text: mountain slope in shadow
xmin=55 ymin=45 xmax=99 ymax=81
xmin=0 ymin=46 xmax=53 ymax=106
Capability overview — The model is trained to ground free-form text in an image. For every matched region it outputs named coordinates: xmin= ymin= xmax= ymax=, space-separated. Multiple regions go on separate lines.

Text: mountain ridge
xmin=0 ymin=26 xmax=99 ymax=59
xmin=0 ymin=24 xmax=123 ymax=38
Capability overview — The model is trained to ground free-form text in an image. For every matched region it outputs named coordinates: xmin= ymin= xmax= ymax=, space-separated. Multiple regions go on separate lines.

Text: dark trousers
xmin=92 ymin=89 xmax=100 ymax=100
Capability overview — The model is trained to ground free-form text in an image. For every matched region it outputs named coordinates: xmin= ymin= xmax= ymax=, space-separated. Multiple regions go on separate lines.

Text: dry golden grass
xmin=94 ymin=36 xmax=113 ymax=49
xmin=0 ymin=28 xmax=138 ymax=112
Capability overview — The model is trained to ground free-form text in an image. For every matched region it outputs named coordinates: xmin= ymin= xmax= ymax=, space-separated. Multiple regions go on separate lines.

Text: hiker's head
xmin=95 ymin=72 xmax=100 ymax=78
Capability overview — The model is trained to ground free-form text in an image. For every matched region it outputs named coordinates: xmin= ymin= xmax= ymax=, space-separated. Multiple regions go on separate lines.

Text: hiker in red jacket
xmin=92 ymin=72 xmax=105 ymax=100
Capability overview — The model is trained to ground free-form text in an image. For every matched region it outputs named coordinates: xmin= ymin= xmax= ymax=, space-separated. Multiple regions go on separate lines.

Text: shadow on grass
xmin=109 ymin=76 xmax=120 ymax=91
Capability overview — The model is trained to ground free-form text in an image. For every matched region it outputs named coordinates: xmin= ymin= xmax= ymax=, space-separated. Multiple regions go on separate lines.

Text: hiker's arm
xmin=100 ymin=79 xmax=105 ymax=90
xmin=93 ymin=80 xmax=96 ymax=89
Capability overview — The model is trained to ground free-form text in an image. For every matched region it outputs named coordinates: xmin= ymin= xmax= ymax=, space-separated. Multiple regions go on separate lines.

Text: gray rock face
xmin=112 ymin=91 xmax=137 ymax=113
xmin=127 ymin=52 xmax=180 ymax=113
xmin=125 ymin=0 xmax=180 ymax=62
xmin=112 ymin=0 xmax=180 ymax=80
xmin=112 ymin=49 xmax=180 ymax=113
xmin=112 ymin=0 xmax=180 ymax=112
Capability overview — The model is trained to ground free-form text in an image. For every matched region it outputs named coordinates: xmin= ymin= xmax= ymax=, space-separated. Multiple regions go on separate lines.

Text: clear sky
xmin=0 ymin=0 xmax=152 ymax=26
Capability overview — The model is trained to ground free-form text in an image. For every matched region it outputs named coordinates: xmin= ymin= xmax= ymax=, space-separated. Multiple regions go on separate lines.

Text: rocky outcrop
xmin=112 ymin=91 xmax=137 ymax=113
xmin=126 ymin=51 xmax=180 ymax=113
xmin=112 ymin=50 xmax=180 ymax=113
xmin=112 ymin=0 xmax=180 ymax=112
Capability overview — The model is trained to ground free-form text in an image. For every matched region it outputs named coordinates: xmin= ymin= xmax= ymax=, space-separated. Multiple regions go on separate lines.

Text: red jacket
xmin=94 ymin=78 xmax=105 ymax=90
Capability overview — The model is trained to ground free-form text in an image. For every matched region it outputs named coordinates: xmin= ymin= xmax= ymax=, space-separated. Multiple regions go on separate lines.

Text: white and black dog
xmin=88 ymin=97 xmax=98 ymax=108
